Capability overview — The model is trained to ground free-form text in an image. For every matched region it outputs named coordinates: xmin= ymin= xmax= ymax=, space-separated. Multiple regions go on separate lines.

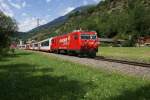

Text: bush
xmin=0 ymin=12 xmax=18 ymax=55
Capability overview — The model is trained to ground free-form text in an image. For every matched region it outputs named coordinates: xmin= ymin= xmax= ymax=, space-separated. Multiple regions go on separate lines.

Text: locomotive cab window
xmin=52 ymin=39 xmax=54 ymax=43
xmin=81 ymin=34 xmax=90 ymax=40
xmin=91 ymin=35 xmax=97 ymax=40
xmin=81 ymin=34 xmax=97 ymax=40
xmin=74 ymin=34 xmax=78 ymax=40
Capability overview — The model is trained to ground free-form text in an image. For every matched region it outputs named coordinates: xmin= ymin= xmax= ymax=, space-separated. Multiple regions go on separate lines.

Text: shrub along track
xmin=27 ymin=50 xmax=150 ymax=79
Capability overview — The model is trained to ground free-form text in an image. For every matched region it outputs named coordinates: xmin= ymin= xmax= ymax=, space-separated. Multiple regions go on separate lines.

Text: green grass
xmin=98 ymin=47 xmax=150 ymax=63
xmin=0 ymin=50 xmax=150 ymax=100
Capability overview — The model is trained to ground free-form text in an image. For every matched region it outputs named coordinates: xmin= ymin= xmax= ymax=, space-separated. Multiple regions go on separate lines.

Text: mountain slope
xmin=17 ymin=0 xmax=150 ymax=42
xmin=53 ymin=0 xmax=150 ymax=39
xmin=17 ymin=5 xmax=93 ymax=40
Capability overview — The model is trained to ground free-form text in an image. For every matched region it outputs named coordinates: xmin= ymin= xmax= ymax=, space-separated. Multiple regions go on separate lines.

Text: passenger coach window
xmin=41 ymin=41 xmax=49 ymax=46
xmin=34 ymin=44 xmax=38 ymax=47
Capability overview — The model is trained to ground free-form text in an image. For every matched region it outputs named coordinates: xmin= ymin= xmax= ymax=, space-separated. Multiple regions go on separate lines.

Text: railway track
xmin=26 ymin=50 xmax=150 ymax=78
xmin=95 ymin=56 xmax=150 ymax=68
xmin=50 ymin=53 xmax=150 ymax=68
xmin=27 ymin=50 xmax=150 ymax=68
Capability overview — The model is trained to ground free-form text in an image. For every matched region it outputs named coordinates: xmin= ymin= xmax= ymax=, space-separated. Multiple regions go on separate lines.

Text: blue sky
xmin=0 ymin=0 xmax=101 ymax=32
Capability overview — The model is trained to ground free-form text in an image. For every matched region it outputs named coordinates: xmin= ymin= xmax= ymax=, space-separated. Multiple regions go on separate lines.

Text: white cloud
xmin=61 ymin=7 xmax=75 ymax=16
xmin=0 ymin=0 xmax=14 ymax=17
xmin=46 ymin=0 xmax=51 ymax=3
xmin=40 ymin=19 xmax=47 ymax=25
xmin=8 ymin=0 xmax=27 ymax=9
xmin=21 ymin=12 xmax=27 ymax=16
xmin=9 ymin=2 xmax=21 ymax=9
xmin=19 ymin=17 xmax=37 ymax=32
xmin=19 ymin=17 xmax=48 ymax=32
xmin=22 ymin=1 xmax=26 ymax=8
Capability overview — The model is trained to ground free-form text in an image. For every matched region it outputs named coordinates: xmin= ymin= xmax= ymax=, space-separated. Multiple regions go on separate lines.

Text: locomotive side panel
xmin=51 ymin=36 xmax=60 ymax=52
xmin=68 ymin=32 xmax=80 ymax=51
xmin=58 ymin=35 xmax=68 ymax=50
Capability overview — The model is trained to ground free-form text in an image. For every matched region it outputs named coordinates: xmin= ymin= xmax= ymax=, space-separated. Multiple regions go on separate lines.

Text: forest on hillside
xmin=19 ymin=0 xmax=150 ymax=46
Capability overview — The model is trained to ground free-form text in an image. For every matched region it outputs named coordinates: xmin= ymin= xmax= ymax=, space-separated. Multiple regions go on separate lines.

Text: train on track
xmin=23 ymin=30 xmax=99 ymax=57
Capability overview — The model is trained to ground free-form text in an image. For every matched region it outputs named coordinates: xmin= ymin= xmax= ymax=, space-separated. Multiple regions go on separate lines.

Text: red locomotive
xmin=24 ymin=30 xmax=99 ymax=57
xmin=51 ymin=30 xmax=99 ymax=57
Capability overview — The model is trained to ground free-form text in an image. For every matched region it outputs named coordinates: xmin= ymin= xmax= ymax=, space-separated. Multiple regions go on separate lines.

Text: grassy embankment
xmin=0 ymin=50 xmax=150 ymax=100
xmin=98 ymin=47 xmax=150 ymax=64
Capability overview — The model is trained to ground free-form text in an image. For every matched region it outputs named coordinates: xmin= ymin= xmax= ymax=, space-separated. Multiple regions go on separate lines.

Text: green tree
xmin=0 ymin=12 xmax=18 ymax=55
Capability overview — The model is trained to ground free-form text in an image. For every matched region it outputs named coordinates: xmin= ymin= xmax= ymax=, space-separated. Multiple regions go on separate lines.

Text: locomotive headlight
xmin=89 ymin=42 xmax=94 ymax=45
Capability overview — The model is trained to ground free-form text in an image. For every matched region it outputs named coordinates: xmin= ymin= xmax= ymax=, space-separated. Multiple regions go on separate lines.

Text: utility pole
xmin=37 ymin=18 xmax=40 ymax=27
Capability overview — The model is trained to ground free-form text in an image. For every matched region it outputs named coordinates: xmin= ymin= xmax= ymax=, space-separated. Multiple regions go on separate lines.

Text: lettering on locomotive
xmin=59 ymin=38 xmax=68 ymax=44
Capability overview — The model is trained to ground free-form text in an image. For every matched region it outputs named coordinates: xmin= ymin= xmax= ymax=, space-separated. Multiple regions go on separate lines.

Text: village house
xmin=137 ymin=36 xmax=150 ymax=47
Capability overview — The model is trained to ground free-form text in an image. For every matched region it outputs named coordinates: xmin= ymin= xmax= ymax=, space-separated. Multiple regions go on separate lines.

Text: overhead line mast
xmin=37 ymin=18 xmax=40 ymax=27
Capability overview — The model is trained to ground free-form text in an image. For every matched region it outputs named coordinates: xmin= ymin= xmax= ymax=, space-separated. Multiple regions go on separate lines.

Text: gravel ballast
xmin=33 ymin=51 xmax=150 ymax=79
xmin=49 ymin=53 xmax=150 ymax=79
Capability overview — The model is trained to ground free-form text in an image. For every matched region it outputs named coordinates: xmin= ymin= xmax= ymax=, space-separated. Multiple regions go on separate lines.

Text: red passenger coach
xmin=51 ymin=30 xmax=99 ymax=57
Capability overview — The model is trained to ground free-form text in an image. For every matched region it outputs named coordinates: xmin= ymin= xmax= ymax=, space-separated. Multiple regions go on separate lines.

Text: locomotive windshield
xmin=81 ymin=35 xmax=91 ymax=39
xmin=91 ymin=35 xmax=97 ymax=40
xmin=81 ymin=34 xmax=97 ymax=40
